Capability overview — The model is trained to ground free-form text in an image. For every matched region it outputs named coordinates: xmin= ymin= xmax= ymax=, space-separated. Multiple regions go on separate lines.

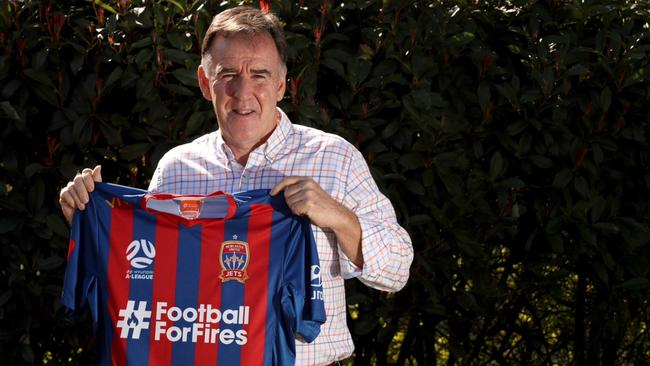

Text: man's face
xmin=198 ymin=32 xmax=286 ymax=154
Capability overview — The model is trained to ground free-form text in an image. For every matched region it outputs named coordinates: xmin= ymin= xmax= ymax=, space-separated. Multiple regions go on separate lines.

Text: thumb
xmin=92 ymin=165 xmax=103 ymax=182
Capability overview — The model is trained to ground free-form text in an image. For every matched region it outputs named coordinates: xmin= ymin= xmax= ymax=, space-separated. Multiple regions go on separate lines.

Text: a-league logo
xmin=126 ymin=239 xmax=156 ymax=269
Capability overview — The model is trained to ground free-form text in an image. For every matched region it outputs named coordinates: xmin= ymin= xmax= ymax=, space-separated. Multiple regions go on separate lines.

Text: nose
xmin=226 ymin=75 xmax=252 ymax=100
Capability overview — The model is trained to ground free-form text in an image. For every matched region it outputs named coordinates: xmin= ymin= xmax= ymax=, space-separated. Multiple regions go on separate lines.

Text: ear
xmin=197 ymin=64 xmax=212 ymax=101
xmin=276 ymin=66 xmax=287 ymax=102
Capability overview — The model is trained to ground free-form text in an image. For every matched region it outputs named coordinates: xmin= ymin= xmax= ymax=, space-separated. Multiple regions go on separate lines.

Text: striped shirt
xmin=149 ymin=108 xmax=413 ymax=366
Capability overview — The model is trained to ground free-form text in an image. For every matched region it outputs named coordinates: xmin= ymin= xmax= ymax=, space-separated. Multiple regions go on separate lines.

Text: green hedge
xmin=1 ymin=0 xmax=649 ymax=364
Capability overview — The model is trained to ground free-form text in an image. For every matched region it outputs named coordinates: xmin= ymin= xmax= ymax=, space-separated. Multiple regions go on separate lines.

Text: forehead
xmin=209 ymin=33 xmax=280 ymax=67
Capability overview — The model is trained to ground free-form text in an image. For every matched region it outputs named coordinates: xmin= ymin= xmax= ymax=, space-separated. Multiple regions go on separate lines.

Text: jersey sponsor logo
xmin=116 ymin=300 xmax=151 ymax=339
xmin=310 ymin=265 xmax=324 ymax=301
xmin=219 ymin=237 xmax=250 ymax=283
xmin=125 ymin=239 xmax=156 ymax=280
xmin=115 ymin=300 xmax=249 ymax=345
xmin=178 ymin=198 xmax=202 ymax=219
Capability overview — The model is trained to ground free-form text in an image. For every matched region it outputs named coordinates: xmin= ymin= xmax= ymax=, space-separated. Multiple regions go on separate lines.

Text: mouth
xmin=232 ymin=109 xmax=255 ymax=116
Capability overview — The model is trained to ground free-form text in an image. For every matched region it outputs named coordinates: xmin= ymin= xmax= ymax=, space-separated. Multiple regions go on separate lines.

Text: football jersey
xmin=62 ymin=182 xmax=326 ymax=366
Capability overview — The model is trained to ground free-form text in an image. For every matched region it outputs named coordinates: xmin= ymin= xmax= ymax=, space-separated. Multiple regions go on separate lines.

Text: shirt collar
xmin=215 ymin=107 xmax=292 ymax=165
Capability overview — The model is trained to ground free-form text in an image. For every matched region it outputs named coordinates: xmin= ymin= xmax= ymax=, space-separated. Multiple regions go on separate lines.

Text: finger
xmin=270 ymin=176 xmax=303 ymax=196
xmin=72 ymin=174 xmax=91 ymax=205
xmin=284 ymin=195 xmax=309 ymax=216
xmin=81 ymin=171 xmax=96 ymax=193
xmin=59 ymin=185 xmax=77 ymax=209
xmin=92 ymin=165 xmax=103 ymax=182
xmin=68 ymin=182 xmax=88 ymax=210
xmin=60 ymin=200 xmax=75 ymax=224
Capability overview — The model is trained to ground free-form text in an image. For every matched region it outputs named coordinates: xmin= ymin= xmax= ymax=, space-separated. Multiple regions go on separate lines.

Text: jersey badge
xmin=219 ymin=238 xmax=250 ymax=283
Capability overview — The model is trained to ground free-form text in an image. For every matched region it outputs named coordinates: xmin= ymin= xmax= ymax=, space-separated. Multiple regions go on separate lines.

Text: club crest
xmin=219 ymin=240 xmax=250 ymax=283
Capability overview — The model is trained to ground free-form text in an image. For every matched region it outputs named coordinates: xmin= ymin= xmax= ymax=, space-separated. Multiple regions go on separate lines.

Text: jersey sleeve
xmin=61 ymin=201 xmax=98 ymax=317
xmin=280 ymin=216 xmax=326 ymax=343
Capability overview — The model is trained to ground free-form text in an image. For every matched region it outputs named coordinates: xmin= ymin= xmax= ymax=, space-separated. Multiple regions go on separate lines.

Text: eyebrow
xmin=251 ymin=68 xmax=272 ymax=76
xmin=216 ymin=67 xmax=272 ymax=76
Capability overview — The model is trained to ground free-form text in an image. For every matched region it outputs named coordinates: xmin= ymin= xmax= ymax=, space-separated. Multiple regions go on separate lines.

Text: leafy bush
xmin=0 ymin=0 xmax=649 ymax=365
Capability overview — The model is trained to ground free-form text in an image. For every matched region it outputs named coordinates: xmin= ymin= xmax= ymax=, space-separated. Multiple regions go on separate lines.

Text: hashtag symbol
xmin=116 ymin=300 xmax=151 ymax=339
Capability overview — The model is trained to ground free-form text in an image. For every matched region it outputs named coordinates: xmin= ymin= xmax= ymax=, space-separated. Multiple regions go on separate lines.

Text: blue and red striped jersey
xmin=62 ymin=182 xmax=325 ymax=366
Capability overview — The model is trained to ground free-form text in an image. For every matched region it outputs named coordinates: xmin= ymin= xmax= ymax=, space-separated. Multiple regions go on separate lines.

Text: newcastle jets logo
xmin=219 ymin=236 xmax=249 ymax=283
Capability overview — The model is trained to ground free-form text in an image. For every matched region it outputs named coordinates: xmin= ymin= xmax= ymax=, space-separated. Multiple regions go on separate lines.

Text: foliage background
xmin=1 ymin=0 xmax=650 ymax=364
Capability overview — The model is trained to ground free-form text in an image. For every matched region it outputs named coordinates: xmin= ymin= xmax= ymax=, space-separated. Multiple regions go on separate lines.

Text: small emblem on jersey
xmin=219 ymin=240 xmax=250 ymax=283
xmin=126 ymin=239 xmax=156 ymax=269
xmin=178 ymin=199 xmax=202 ymax=219
xmin=310 ymin=265 xmax=324 ymax=301
xmin=310 ymin=265 xmax=322 ymax=288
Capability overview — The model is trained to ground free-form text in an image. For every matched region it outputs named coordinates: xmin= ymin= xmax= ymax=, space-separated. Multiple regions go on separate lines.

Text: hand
xmin=271 ymin=177 xmax=363 ymax=267
xmin=59 ymin=165 xmax=102 ymax=224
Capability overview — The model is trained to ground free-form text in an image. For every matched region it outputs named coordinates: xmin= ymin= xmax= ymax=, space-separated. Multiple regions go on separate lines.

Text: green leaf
xmin=567 ymin=64 xmax=589 ymax=76
xmin=46 ymin=214 xmax=69 ymax=238
xmin=28 ymin=179 xmax=45 ymax=213
xmin=405 ymin=180 xmax=425 ymax=195
xmin=92 ymin=0 xmax=117 ymax=13
xmin=0 ymin=216 xmax=21 ymax=234
xmin=167 ymin=0 xmax=185 ymax=13
xmin=24 ymin=163 xmax=43 ymax=178
xmin=120 ymin=143 xmax=152 ymax=160
xmin=489 ymin=151 xmax=505 ymax=181
xmin=131 ymin=37 xmax=153 ymax=49
xmin=164 ymin=49 xmax=194 ymax=64
xmin=398 ymin=152 xmax=425 ymax=171
xmin=171 ymin=68 xmax=198 ymax=86
xmin=321 ymin=58 xmax=345 ymax=79
xmin=23 ymin=69 xmax=54 ymax=87
xmin=0 ymin=101 xmax=21 ymax=121
xmin=574 ymin=176 xmax=589 ymax=197
xmin=104 ymin=67 xmax=123 ymax=89
xmin=600 ymin=87 xmax=612 ymax=111
xmin=592 ymin=222 xmax=620 ymax=234
xmin=552 ymin=169 xmax=573 ymax=188
xmin=618 ymin=278 xmax=649 ymax=291
xmin=36 ymin=256 xmax=64 ymax=270
xmin=184 ymin=111 xmax=208 ymax=136
xmin=163 ymin=83 xmax=194 ymax=96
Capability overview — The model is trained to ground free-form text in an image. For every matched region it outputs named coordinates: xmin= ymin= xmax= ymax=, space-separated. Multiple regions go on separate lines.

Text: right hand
xmin=59 ymin=165 xmax=102 ymax=224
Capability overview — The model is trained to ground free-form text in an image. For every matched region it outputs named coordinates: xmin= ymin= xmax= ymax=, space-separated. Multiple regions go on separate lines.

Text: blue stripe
xmin=125 ymin=210 xmax=157 ymax=364
xmin=266 ymin=208 xmax=290 ymax=365
xmin=95 ymin=193 xmax=114 ymax=366
xmin=217 ymin=212 xmax=248 ymax=365
xmin=171 ymin=224 xmax=202 ymax=366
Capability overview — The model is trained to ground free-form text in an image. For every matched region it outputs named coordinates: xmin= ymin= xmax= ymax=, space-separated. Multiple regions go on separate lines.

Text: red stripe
xmin=194 ymin=220 xmax=225 ymax=365
xmin=241 ymin=204 xmax=272 ymax=366
xmin=149 ymin=215 xmax=179 ymax=365
xmin=107 ymin=207 xmax=133 ymax=365
xmin=67 ymin=239 xmax=76 ymax=261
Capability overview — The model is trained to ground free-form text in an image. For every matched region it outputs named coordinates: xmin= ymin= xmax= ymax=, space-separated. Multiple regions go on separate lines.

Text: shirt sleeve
xmin=280 ymin=216 xmax=326 ymax=343
xmin=339 ymin=149 xmax=414 ymax=292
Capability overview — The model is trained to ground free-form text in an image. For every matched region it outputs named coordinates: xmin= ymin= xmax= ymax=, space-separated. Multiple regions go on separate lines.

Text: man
xmin=59 ymin=6 xmax=413 ymax=365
